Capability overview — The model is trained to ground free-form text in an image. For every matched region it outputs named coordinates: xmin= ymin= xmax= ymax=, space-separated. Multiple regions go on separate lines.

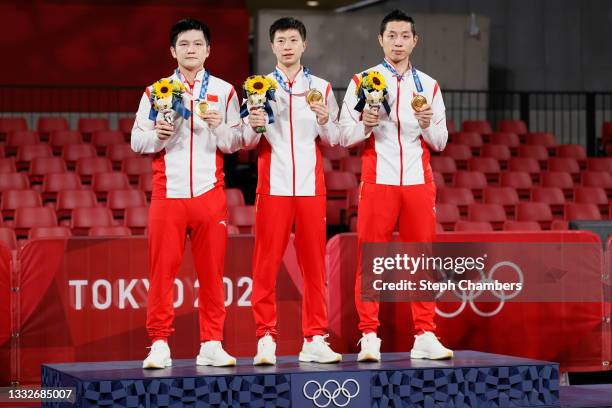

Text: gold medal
xmin=306 ymin=89 xmax=323 ymax=105
xmin=196 ymin=100 xmax=208 ymax=117
xmin=411 ymin=95 xmax=427 ymax=111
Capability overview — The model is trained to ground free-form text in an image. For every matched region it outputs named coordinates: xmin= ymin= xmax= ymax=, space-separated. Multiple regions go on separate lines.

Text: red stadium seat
xmin=340 ymin=156 xmax=362 ymax=175
xmin=508 ymin=158 xmax=541 ymax=182
xmin=503 ymin=220 xmax=542 ymax=231
xmin=227 ymin=225 xmax=241 ymax=235
xmin=488 ymin=132 xmax=520 ymax=149
xmin=441 ymin=144 xmax=472 ymax=168
xmin=29 ymin=157 xmax=67 ymax=183
xmin=14 ymin=207 xmax=58 ymax=237
xmin=551 ymin=220 xmax=569 ymax=230
xmin=5 ymin=130 xmax=40 ymax=155
xmin=0 ymin=117 xmax=28 ymax=139
xmin=530 ymin=187 xmax=565 ymax=216
xmin=433 ymin=172 xmax=445 ymax=187
xmin=42 ymin=173 xmax=82 ymax=201
xmin=438 ymin=187 xmax=474 ymax=216
xmin=321 ymin=145 xmax=349 ymax=166
xmin=56 ymin=190 xmax=98 ymax=219
xmin=1 ymin=190 xmax=42 ymax=218
xmin=436 ymin=203 xmax=460 ymax=231
xmin=602 ymin=122 xmax=612 ymax=150
xmin=89 ymin=226 xmax=132 ymax=237
xmin=0 ymin=173 xmax=29 ymax=193
xmin=327 ymin=200 xmax=346 ymax=226
xmin=322 ymin=157 xmax=333 ymax=172
xmin=78 ymin=118 xmax=109 ymax=140
xmin=49 ymin=130 xmax=83 ymax=154
xmin=0 ymin=158 xmax=16 ymax=174
xmin=518 ymin=145 xmax=549 ymax=165
xmin=107 ymin=143 xmax=140 ymax=168
xmin=525 ymin=132 xmax=557 ymax=148
xmin=453 ymin=171 xmax=487 ymax=199
xmin=462 ymin=120 xmax=492 ymax=134
xmin=118 ymin=117 xmax=135 ymax=136
xmin=540 ymin=172 xmax=574 ymax=200
xmin=76 ymin=157 xmax=113 ymax=183
xmin=124 ymin=206 xmax=149 ymax=235
xmin=499 ymin=171 xmax=532 ymax=199
xmin=467 ymin=203 xmax=506 ymax=229
xmin=228 ymin=205 xmax=255 ymax=233
xmin=431 ymin=156 xmax=457 ymax=183
xmin=138 ymin=174 xmax=152 ymax=198
xmin=37 ymin=117 xmax=69 ymax=138
xmin=547 ymin=157 xmax=580 ymax=182
xmin=0 ymin=145 xmax=4 ymax=157
xmin=516 ymin=202 xmax=553 ymax=229
xmin=497 ymin=119 xmax=527 ymax=134
xmin=454 ymin=220 xmax=493 ymax=232
xmin=0 ymin=228 xmax=17 ymax=250
xmin=92 ymin=172 xmax=131 ymax=199
xmin=483 ymin=186 xmax=519 ymax=217
xmin=556 ymin=144 xmax=587 ymax=160
xmin=325 ymin=171 xmax=358 ymax=199
xmin=71 ymin=207 xmax=114 ymax=235
xmin=28 ymin=226 xmax=72 ymax=239
xmin=63 ymin=143 xmax=97 ymax=169
xmin=92 ymin=130 xmax=125 ymax=154
xmin=16 ymin=144 xmax=53 ymax=170
xmin=107 ymin=189 xmax=147 ymax=217
xmin=225 ymin=188 xmax=245 ymax=207
xmin=574 ymin=187 xmax=608 ymax=216
xmin=564 ymin=203 xmax=601 ymax=221
xmin=121 ymin=157 xmax=152 ymax=183
xmin=452 ymin=132 xmax=483 ymax=153
xmin=480 ymin=145 xmax=511 ymax=168
xmin=581 ymin=171 xmax=612 ymax=194
xmin=586 ymin=158 xmax=612 ymax=172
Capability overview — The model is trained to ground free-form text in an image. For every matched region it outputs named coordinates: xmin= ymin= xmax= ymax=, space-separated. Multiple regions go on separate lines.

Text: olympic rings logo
xmin=303 ymin=379 xmax=360 ymax=407
xmin=435 ymin=261 xmax=524 ymax=318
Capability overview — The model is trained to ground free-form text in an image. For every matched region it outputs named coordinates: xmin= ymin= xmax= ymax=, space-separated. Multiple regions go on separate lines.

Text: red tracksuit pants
xmin=146 ymin=186 xmax=228 ymax=342
xmin=251 ymin=194 xmax=328 ymax=339
xmin=355 ymin=182 xmax=437 ymax=334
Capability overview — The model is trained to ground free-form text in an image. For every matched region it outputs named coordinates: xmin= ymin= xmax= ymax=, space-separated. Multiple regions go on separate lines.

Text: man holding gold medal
xmin=339 ymin=10 xmax=453 ymax=362
xmin=132 ymin=18 xmax=243 ymax=369
xmin=242 ymin=17 xmax=342 ymax=365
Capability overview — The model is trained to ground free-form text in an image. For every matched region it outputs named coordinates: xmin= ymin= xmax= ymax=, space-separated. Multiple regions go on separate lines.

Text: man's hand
xmin=309 ymin=101 xmax=329 ymax=125
xmin=155 ymin=120 xmax=174 ymax=140
xmin=202 ymin=111 xmax=223 ymax=129
xmin=248 ymin=108 xmax=267 ymax=130
xmin=414 ymin=104 xmax=434 ymax=129
xmin=362 ymin=107 xmax=380 ymax=135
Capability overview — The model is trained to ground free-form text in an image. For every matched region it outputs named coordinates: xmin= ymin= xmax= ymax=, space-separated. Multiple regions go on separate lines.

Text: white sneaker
xmin=253 ymin=333 xmax=276 ymax=366
xmin=298 ymin=334 xmax=342 ymax=364
xmin=357 ymin=332 xmax=381 ymax=362
xmin=410 ymin=331 xmax=453 ymax=360
xmin=142 ymin=340 xmax=172 ymax=369
xmin=196 ymin=341 xmax=237 ymax=367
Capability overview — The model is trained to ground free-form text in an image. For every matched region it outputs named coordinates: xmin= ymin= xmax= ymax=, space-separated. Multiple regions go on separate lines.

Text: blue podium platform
xmin=42 ymin=351 xmax=560 ymax=407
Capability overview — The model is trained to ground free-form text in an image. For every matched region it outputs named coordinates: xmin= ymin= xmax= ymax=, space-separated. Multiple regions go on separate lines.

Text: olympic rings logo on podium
xmin=435 ymin=261 xmax=524 ymax=318
xmin=302 ymin=379 xmax=360 ymax=407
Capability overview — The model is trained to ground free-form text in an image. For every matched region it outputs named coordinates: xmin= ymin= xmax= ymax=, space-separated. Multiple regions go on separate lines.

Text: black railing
xmin=1 ymin=85 xmax=611 ymax=156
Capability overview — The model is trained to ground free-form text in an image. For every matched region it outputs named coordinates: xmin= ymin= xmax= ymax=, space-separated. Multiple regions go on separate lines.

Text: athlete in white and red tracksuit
xmin=132 ymin=19 xmax=241 ymax=369
xmin=243 ymin=17 xmax=342 ymax=365
xmin=339 ymin=10 xmax=453 ymax=361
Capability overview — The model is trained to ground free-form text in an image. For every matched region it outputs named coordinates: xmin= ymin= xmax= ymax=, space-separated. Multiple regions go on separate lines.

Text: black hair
xmin=269 ymin=17 xmax=306 ymax=42
xmin=170 ymin=18 xmax=210 ymax=47
xmin=380 ymin=9 xmax=416 ymax=36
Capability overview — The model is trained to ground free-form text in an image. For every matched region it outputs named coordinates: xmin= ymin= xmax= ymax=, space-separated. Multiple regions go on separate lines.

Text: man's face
xmin=271 ymin=29 xmax=306 ymax=67
xmin=378 ymin=21 xmax=417 ymax=63
xmin=171 ymin=29 xmax=209 ymax=71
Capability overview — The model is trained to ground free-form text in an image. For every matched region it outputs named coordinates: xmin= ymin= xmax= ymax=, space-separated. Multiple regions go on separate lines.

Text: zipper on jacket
xmin=289 ymin=82 xmax=296 ymax=196
xmin=190 ymin=99 xmax=194 ymax=198
xmin=396 ymin=79 xmax=404 ymax=186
